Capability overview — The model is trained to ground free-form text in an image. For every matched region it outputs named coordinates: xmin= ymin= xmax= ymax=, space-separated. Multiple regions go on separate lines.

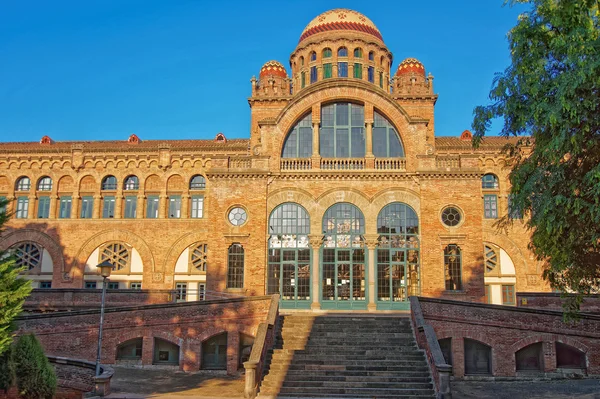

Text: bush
xmin=14 ymin=334 xmax=56 ymax=399
xmin=0 ymin=345 xmax=15 ymax=392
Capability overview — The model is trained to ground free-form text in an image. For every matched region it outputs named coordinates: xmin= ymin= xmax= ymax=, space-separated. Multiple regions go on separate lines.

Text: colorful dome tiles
xmin=299 ymin=9 xmax=383 ymax=44
xmin=395 ymin=58 xmax=426 ymax=77
xmin=260 ymin=60 xmax=288 ymax=79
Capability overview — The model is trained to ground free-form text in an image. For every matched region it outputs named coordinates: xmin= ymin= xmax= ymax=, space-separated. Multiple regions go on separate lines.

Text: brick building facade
xmin=0 ymin=9 xmax=548 ymax=312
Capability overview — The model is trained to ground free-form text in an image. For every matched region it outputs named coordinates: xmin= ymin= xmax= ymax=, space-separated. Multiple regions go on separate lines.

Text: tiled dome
xmin=395 ymin=58 xmax=425 ymax=77
xmin=259 ymin=60 xmax=288 ymax=79
xmin=299 ymin=9 xmax=383 ymax=44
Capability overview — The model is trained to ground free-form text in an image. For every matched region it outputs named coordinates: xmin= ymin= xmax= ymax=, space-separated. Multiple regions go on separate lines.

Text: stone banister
xmin=410 ymin=296 xmax=452 ymax=399
xmin=244 ymin=294 xmax=280 ymax=399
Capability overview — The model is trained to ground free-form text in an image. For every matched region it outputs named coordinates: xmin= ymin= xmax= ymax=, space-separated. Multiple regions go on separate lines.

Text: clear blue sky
xmin=0 ymin=0 xmax=527 ymax=142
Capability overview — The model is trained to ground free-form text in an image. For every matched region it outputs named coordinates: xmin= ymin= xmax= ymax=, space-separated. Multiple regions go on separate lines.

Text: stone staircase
xmin=257 ymin=314 xmax=435 ymax=398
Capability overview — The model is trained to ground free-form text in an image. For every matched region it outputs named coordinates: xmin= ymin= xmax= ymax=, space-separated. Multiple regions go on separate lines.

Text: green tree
xmin=473 ymin=0 xmax=600 ymax=310
xmin=0 ymin=198 xmax=32 ymax=354
xmin=14 ymin=334 xmax=56 ymax=399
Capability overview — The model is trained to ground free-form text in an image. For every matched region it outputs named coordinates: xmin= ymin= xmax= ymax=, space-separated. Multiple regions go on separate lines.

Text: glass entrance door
xmin=320 ymin=203 xmax=367 ymax=310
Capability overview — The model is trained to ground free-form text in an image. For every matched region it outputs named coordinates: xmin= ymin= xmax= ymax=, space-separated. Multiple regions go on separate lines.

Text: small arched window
xmin=101 ymin=175 xmax=117 ymax=190
xmin=12 ymin=242 xmax=42 ymax=270
xmin=299 ymin=56 xmax=304 ymax=66
xmin=227 ymin=243 xmax=244 ymax=289
xmin=99 ymin=242 xmax=131 ymax=272
xmin=15 ymin=177 xmax=31 ymax=191
xmin=338 ymin=47 xmax=348 ymax=57
xmin=123 ymin=175 xmax=139 ymax=190
xmin=354 ymin=48 xmax=362 ymax=58
xmin=310 ymin=51 xmax=317 ymax=62
xmin=482 ymin=174 xmax=499 ymax=189
xmin=190 ymin=175 xmax=206 ymax=189
xmin=464 ymin=339 xmax=492 ymax=375
xmin=37 ymin=176 xmax=52 ymax=191
xmin=322 ymin=48 xmax=332 ymax=58
xmin=444 ymin=244 xmax=462 ymax=290
xmin=368 ymin=51 xmax=374 ymax=61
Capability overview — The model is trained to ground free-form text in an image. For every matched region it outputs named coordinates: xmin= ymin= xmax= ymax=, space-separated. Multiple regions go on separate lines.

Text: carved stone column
xmin=71 ymin=192 xmax=80 ymax=219
xmin=114 ymin=194 xmax=123 ymax=219
xmin=93 ymin=195 xmax=102 ymax=219
xmin=27 ymin=194 xmax=36 ymax=219
xmin=365 ymin=120 xmax=375 ymax=169
xmin=158 ymin=193 xmax=167 ymax=219
xmin=48 ymin=195 xmax=58 ymax=219
xmin=311 ymin=121 xmax=321 ymax=170
xmin=364 ymin=234 xmax=379 ymax=312
xmin=181 ymin=193 xmax=190 ymax=219
xmin=308 ymin=235 xmax=322 ymax=310
xmin=137 ymin=195 xmax=145 ymax=219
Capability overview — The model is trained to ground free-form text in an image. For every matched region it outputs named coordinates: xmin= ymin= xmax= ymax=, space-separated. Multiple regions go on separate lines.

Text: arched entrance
xmin=321 ymin=203 xmax=367 ymax=310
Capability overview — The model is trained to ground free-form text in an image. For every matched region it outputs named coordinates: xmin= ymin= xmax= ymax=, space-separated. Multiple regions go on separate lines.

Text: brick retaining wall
xmin=16 ymin=296 xmax=275 ymax=374
xmin=417 ymin=297 xmax=600 ymax=377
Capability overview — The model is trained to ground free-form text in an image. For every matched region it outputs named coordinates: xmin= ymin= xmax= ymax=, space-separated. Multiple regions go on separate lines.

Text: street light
xmin=95 ymin=260 xmax=115 ymax=378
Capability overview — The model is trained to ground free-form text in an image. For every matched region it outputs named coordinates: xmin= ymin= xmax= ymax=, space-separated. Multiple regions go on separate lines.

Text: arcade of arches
xmin=0 ymin=8 xmax=548 ymax=311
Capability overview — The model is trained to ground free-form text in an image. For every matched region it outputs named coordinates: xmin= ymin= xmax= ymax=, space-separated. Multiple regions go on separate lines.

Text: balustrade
xmin=320 ymin=158 xmax=365 ymax=170
xmin=280 ymin=158 xmax=312 ymax=170
xmin=436 ymin=156 xmax=461 ymax=169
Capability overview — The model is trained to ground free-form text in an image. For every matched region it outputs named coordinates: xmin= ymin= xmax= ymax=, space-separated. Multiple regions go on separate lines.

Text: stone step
xmin=263 ymin=369 xmax=431 ymax=378
xmin=270 ymin=352 xmax=426 ymax=361
xmin=261 ymin=380 xmax=433 ymax=390
xmin=259 ymin=394 xmax=435 ymax=399
xmin=260 ymin=387 xmax=435 ymax=397
xmin=273 ymin=343 xmax=419 ymax=349
xmin=261 ymin=374 xmax=432 ymax=383
xmin=266 ymin=364 xmax=430 ymax=372
xmin=270 ymin=348 xmax=421 ymax=355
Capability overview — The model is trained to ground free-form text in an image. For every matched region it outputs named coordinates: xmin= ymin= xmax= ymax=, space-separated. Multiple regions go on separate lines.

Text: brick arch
xmin=273 ymin=81 xmax=418 ymax=160
xmin=482 ymin=229 xmax=529 ymax=274
xmin=0 ymin=228 xmax=66 ymax=275
xmin=315 ymin=188 xmax=372 ymax=234
xmin=554 ymin=336 xmax=589 ymax=354
xmin=267 ymin=188 xmax=316 ymax=215
xmin=163 ymin=230 xmax=210 ymax=275
xmin=199 ymin=328 xmax=228 ymax=344
xmin=371 ymin=188 xmax=421 ymax=217
xmin=509 ymin=333 xmax=554 ymax=354
xmin=113 ymin=330 xmax=146 ymax=348
xmin=73 ymin=229 xmax=156 ymax=277
xmin=435 ymin=329 xmax=497 ymax=348
xmin=151 ymin=330 xmax=183 ymax=347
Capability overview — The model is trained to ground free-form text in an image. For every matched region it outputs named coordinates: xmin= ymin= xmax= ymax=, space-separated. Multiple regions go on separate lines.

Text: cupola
xmin=251 ymin=60 xmax=290 ymax=97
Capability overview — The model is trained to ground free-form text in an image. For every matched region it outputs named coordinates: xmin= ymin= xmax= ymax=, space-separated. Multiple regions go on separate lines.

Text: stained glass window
xmin=444 ymin=244 xmax=462 ymax=290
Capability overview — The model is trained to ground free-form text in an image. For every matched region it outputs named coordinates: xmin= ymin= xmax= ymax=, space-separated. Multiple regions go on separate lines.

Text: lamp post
xmin=95 ymin=260 xmax=114 ymax=377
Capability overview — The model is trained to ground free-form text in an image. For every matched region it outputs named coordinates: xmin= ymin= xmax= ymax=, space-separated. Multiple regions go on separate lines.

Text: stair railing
xmin=410 ymin=296 xmax=453 ymax=399
xmin=244 ymin=294 xmax=280 ymax=399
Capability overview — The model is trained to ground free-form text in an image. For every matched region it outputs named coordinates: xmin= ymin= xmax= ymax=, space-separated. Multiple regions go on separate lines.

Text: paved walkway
xmin=106 ymin=366 xmax=244 ymax=398
xmin=452 ymin=378 xmax=600 ymax=399
xmin=105 ymin=366 xmax=600 ymax=399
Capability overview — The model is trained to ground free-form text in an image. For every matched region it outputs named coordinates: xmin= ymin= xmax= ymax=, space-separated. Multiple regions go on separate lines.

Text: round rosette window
xmin=441 ymin=206 xmax=462 ymax=227
xmin=228 ymin=207 xmax=248 ymax=226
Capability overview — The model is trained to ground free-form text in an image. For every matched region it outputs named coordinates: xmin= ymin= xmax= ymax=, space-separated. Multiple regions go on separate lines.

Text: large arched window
xmin=320 ymin=103 xmax=365 ymax=158
xmin=376 ymin=203 xmax=420 ymax=305
xmin=281 ymin=113 xmax=312 ymax=158
xmin=268 ymin=203 xmax=310 ymax=305
xmin=373 ymin=111 xmax=404 ymax=157
xmin=322 ymin=203 xmax=366 ymax=307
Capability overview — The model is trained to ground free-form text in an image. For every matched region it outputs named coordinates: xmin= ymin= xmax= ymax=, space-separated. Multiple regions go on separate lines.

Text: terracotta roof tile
xmin=435 ymin=136 xmax=527 ymax=150
xmin=0 ymin=138 xmax=250 ymax=154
